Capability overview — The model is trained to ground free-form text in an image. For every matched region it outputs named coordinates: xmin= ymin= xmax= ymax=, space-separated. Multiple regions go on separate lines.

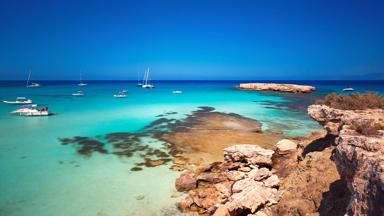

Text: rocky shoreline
xmin=236 ymin=83 xmax=315 ymax=93
xmin=173 ymin=100 xmax=384 ymax=216
xmin=308 ymin=104 xmax=384 ymax=215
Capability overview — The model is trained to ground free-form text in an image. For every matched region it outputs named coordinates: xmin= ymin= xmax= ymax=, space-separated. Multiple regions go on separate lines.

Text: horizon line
xmin=1 ymin=79 xmax=384 ymax=81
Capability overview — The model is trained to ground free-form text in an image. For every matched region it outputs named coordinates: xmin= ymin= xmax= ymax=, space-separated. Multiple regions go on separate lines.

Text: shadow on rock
xmin=319 ymin=179 xmax=350 ymax=216
xmin=302 ymin=134 xmax=336 ymax=157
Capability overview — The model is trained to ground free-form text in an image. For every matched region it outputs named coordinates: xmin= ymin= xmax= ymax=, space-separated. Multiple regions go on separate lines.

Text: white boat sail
xmin=78 ymin=73 xmax=87 ymax=86
xmin=142 ymin=68 xmax=155 ymax=88
xmin=26 ymin=70 xmax=40 ymax=88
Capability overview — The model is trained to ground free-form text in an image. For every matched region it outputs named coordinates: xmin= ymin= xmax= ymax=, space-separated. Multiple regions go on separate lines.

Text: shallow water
xmin=0 ymin=80 xmax=383 ymax=216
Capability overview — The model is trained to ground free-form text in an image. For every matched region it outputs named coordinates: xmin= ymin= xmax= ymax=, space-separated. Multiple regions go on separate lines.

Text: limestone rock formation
xmin=236 ymin=83 xmax=315 ymax=93
xmin=275 ymin=139 xmax=297 ymax=153
xmin=224 ymin=144 xmax=274 ymax=167
xmin=176 ymin=171 xmax=198 ymax=192
xmin=176 ymin=144 xmax=280 ymax=215
xmin=308 ymin=104 xmax=384 ymax=215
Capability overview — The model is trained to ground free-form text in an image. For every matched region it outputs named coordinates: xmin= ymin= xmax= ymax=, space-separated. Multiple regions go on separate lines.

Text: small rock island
xmin=236 ymin=83 xmax=315 ymax=93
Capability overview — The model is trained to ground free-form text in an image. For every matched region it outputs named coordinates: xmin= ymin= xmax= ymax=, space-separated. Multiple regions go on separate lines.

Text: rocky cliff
xmin=236 ymin=83 xmax=315 ymax=93
xmin=308 ymin=105 xmax=384 ymax=215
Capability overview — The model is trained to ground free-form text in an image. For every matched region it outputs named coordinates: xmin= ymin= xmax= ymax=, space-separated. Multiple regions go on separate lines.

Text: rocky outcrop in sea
xmin=236 ymin=83 xmax=315 ymax=93
xmin=308 ymin=104 xmax=384 ymax=215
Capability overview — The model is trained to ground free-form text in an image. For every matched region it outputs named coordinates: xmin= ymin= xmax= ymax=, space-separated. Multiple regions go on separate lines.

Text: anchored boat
xmin=113 ymin=91 xmax=127 ymax=98
xmin=3 ymin=97 xmax=33 ymax=105
xmin=26 ymin=70 xmax=40 ymax=88
xmin=10 ymin=104 xmax=55 ymax=116
xmin=142 ymin=68 xmax=155 ymax=88
xmin=78 ymin=72 xmax=87 ymax=86
xmin=343 ymin=88 xmax=354 ymax=91
xmin=72 ymin=91 xmax=85 ymax=96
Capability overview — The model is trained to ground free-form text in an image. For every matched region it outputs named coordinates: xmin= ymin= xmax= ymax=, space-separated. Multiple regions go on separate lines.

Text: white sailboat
xmin=78 ymin=73 xmax=87 ymax=86
xmin=142 ymin=68 xmax=155 ymax=88
xmin=26 ymin=70 xmax=40 ymax=88
xmin=136 ymin=70 xmax=143 ymax=86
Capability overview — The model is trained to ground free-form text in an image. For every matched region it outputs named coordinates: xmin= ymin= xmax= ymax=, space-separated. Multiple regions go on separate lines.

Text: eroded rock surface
xmin=175 ymin=144 xmax=280 ymax=215
xmin=308 ymin=105 xmax=384 ymax=216
xmin=236 ymin=83 xmax=315 ymax=93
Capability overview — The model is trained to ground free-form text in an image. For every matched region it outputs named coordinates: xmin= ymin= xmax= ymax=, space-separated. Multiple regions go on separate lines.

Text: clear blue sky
xmin=0 ymin=0 xmax=383 ymax=80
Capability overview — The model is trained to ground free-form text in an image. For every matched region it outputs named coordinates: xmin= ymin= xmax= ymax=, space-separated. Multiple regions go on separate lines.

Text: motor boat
xmin=113 ymin=92 xmax=127 ymax=98
xmin=122 ymin=89 xmax=128 ymax=93
xmin=172 ymin=90 xmax=183 ymax=94
xmin=3 ymin=97 xmax=33 ymax=105
xmin=343 ymin=88 xmax=354 ymax=91
xmin=72 ymin=91 xmax=85 ymax=96
xmin=10 ymin=104 xmax=54 ymax=116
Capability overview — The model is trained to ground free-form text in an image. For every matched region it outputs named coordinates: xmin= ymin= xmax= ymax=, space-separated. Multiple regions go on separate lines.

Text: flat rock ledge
xmin=308 ymin=105 xmax=384 ymax=216
xmin=236 ymin=83 xmax=315 ymax=93
xmin=175 ymin=144 xmax=280 ymax=216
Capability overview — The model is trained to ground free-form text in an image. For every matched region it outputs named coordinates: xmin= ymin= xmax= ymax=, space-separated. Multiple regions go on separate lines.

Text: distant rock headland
xmin=236 ymin=83 xmax=315 ymax=93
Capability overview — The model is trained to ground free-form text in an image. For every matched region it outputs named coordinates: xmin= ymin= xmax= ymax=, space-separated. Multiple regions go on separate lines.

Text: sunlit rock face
xmin=175 ymin=144 xmax=281 ymax=216
xmin=308 ymin=104 xmax=384 ymax=216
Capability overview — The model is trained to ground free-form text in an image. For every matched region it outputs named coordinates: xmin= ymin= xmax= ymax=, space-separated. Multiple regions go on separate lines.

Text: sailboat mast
xmin=27 ymin=70 xmax=31 ymax=86
xmin=146 ymin=68 xmax=150 ymax=85
xmin=142 ymin=69 xmax=146 ymax=84
xmin=137 ymin=71 xmax=139 ymax=84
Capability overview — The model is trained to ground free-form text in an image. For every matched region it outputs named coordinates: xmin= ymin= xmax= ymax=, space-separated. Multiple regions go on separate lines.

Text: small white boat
xmin=3 ymin=97 xmax=33 ymax=105
xmin=172 ymin=90 xmax=183 ymax=94
xmin=78 ymin=73 xmax=87 ymax=86
xmin=343 ymin=88 xmax=354 ymax=91
xmin=26 ymin=71 xmax=40 ymax=88
xmin=72 ymin=91 xmax=85 ymax=96
xmin=113 ymin=92 xmax=127 ymax=98
xmin=10 ymin=104 xmax=54 ymax=116
xmin=122 ymin=89 xmax=128 ymax=93
xmin=141 ymin=68 xmax=155 ymax=88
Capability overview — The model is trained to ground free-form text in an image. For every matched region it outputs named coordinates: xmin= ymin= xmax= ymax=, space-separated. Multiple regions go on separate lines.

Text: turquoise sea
xmin=0 ymin=80 xmax=383 ymax=216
